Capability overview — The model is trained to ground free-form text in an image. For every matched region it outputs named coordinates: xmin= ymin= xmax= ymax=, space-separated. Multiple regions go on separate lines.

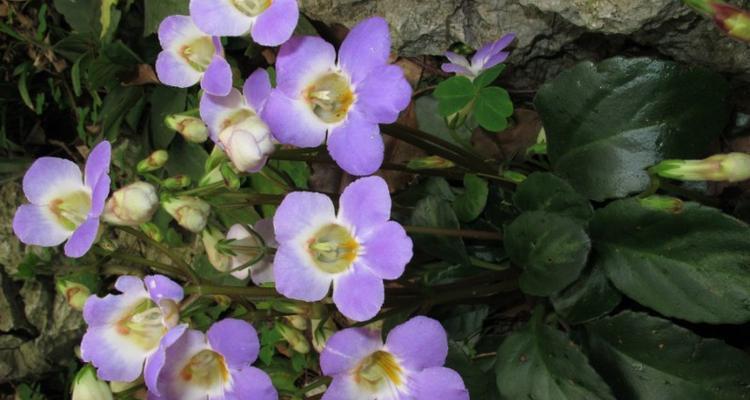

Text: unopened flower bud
xmin=277 ymin=322 xmax=310 ymax=354
xmin=162 ymin=195 xmax=211 ymax=233
xmin=285 ymin=315 xmax=309 ymax=331
xmin=102 ymin=182 xmax=159 ymax=226
xmin=72 ymin=365 xmax=113 ymax=400
xmin=56 ymin=279 xmax=90 ymax=311
xmin=711 ymin=3 xmax=750 ymax=42
xmin=502 ymin=170 xmax=527 ymax=184
xmin=110 ymin=378 xmax=142 ymax=394
xmin=639 ymin=195 xmax=685 ymax=214
xmin=137 ymin=150 xmax=168 ymax=173
xmin=651 ymin=152 xmax=750 ymax=183
xmin=218 ymin=117 xmax=275 ymax=173
xmin=140 ymin=222 xmax=164 ymax=242
xmin=312 ymin=318 xmax=338 ymax=353
xmin=202 ymin=227 xmax=231 ymax=272
xmin=527 ymin=128 xmax=548 ymax=155
xmin=271 ymin=300 xmax=309 ymax=315
xmin=407 ymin=156 xmax=455 ymax=170
xmin=200 ymin=165 xmax=224 ymax=187
xmin=166 ymin=114 xmax=209 ymax=143
xmin=162 ymin=175 xmax=191 ymax=190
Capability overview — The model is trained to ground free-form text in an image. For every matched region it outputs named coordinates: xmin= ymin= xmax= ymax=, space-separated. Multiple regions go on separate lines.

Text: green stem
xmin=184 ymin=284 xmax=282 ymax=299
xmin=94 ymin=247 xmax=183 ymax=277
xmin=404 ymin=225 xmax=503 ymax=241
xmin=176 ymin=181 xmax=226 ymax=196
xmin=114 ymin=226 xmax=201 ymax=283
xmin=298 ymin=376 xmax=333 ymax=397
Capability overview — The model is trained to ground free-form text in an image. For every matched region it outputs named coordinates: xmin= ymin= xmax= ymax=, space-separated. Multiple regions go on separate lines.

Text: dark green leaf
xmin=100 ymin=86 xmax=143 ymax=140
xmin=434 ymin=76 xmax=476 ymax=117
xmin=437 ymin=305 xmax=489 ymax=341
xmin=88 ymin=41 xmax=139 ymax=90
xmin=535 ymin=57 xmax=730 ymax=201
xmin=474 ymin=86 xmax=513 ymax=132
xmin=448 ymin=342 xmax=501 ymax=399
xmin=513 ymin=172 xmax=593 ymax=222
xmin=496 ymin=312 xmax=615 ymax=400
xmin=454 ymin=174 xmax=489 ymax=222
xmin=415 ymin=96 xmax=473 ymax=147
xmin=473 ymin=64 xmax=506 ymax=89
xmin=150 ymin=86 xmax=187 ymax=148
xmin=144 ymin=0 xmax=189 ymax=36
xmin=53 ymin=0 xmax=100 ymax=36
xmin=585 ymin=311 xmax=750 ymax=399
xmin=551 ymin=266 xmax=622 ymax=324
xmin=590 ymin=199 xmax=750 ymax=324
xmin=193 ymin=254 xmax=245 ymax=286
xmin=505 ymin=211 xmax=591 ymax=296
xmin=165 ymin=139 xmax=209 ymax=182
xmin=411 ymin=196 xmax=469 ymax=265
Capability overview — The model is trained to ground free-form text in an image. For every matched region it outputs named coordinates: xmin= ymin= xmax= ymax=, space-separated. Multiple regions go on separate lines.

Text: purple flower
xmin=190 ymin=0 xmax=299 ymax=46
xmin=272 ymin=176 xmax=412 ymax=321
xmin=156 ymin=15 xmax=233 ymax=96
xmin=320 ymin=316 xmax=469 ymax=400
xmin=147 ymin=318 xmax=277 ymax=400
xmin=262 ymin=17 xmax=412 ymax=176
xmin=200 ymin=69 xmax=275 ymax=172
xmin=12 ymin=141 xmax=111 ymax=258
xmin=441 ymin=33 xmax=516 ymax=79
xmin=226 ymin=218 xmax=276 ymax=284
xmin=80 ymin=275 xmax=185 ymax=383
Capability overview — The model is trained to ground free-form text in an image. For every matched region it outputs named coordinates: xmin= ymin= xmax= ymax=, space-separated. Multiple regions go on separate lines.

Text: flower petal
xmin=385 ymin=316 xmax=448 ymax=370
xmin=201 ymin=54 xmax=233 ymax=96
xmin=12 ymin=204 xmax=71 ymax=247
xmin=274 ymin=244 xmax=333 ymax=302
xmin=321 ymin=376 xmax=362 ymax=400
xmin=275 ymin=36 xmax=336 ymax=97
xmin=471 ymin=33 xmax=516 ymax=68
xmin=445 ymin=51 xmax=470 ymax=68
xmin=273 ymin=191 xmax=335 ymax=243
xmin=441 ymin=63 xmax=472 ymax=76
xmin=22 ymin=156 xmax=84 ymax=204
xmin=190 ymin=0 xmax=251 ymax=37
xmin=144 ymin=275 xmax=184 ymax=304
xmin=251 ymin=0 xmax=299 ymax=46
xmin=89 ymin=174 xmax=110 ymax=217
xmin=84 ymin=278 xmax=148 ymax=326
xmin=64 ymin=217 xmax=100 ymax=258
xmin=153 ymin=329 xmax=211 ymax=400
xmin=226 ymin=366 xmax=278 ymax=400
xmin=360 ymin=221 xmax=412 ymax=280
xmin=85 ymin=141 xmax=111 ymax=189
xmin=81 ymin=325 xmax=149 ymax=382
xmin=144 ymin=324 xmax=188 ymax=394
xmin=158 ymin=15 xmax=204 ymax=49
xmin=320 ymin=327 xmax=382 ymax=376
xmin=332 ymin=265 xmax=383 ymax=322
xmin=355 ymin=64 xmax=412 ymax=124
xmin=243 ymin=69 xmax=272 ymax=114
xmin=327 ymin=110 xmax=384 ymax=176
xmin=115 ymin=275 xmax=146 ymax=293
xmin=411 ymin=367 xmax=469 ymax=400
xmin=156 ymin=50 xmax=202 ymax=88
xmin=262 ymin=91 xmax=327 ymax=148
xmin=338 ymin=17 xmax=391 ymax=84
xmin=200 ymin=88 xmax=246 ymax=142
xmin=338 ymin=176 xmax=391 ymax=234
xmin=207 ymin=318 xmax=260 ymax=368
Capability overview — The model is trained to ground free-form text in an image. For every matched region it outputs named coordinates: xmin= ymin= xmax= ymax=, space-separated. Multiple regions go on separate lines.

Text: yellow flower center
xmin=115 ymin=300 xmax=167 ymax=351
xmin=354 ymin=351 xmax=404 ymax=393
xmin=49 ymin=190 xmax=92 ymax=231
xmin=303 ymin=73 xmax=355 ymax=124
xmin=220 ymin=108 xmax=256 ymax=131
xmin=180 ymin=37 xmax=216 ymax=72
xmin=179 ymin=350 xmax=230 ymax=390
xmin=307 ymin=224 xmax=359 ymax=274
xmin=232 ymin=0 xmax=273 ymax=16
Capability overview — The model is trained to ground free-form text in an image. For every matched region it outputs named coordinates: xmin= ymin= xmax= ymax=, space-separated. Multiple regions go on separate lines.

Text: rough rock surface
xmin=300 ymin=0 xmax=750 ymax=90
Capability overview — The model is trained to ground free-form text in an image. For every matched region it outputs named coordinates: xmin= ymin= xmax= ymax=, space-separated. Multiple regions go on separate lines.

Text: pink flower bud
xmin=102 ymin=182 xmax=159 ymax=226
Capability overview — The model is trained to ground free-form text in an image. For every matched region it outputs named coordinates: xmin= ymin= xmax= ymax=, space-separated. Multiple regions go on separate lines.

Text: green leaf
xmin=473 ymin=64 xmax=506 ymax=89
xmin=144 ymin=0 xmax=189 ymax=36
xmin=437 ymin=305 xmax=489 ymax=341
xmin=585 ymin=311 xmax=750 ymax=399
xmin=434 ymin=76 xmax=476 ymax=117
xmin=165 ymin=139 xmax=209 ymax=182
xmin=474 ymin=86 xmax=513 ymax=132
xmin=193 ymin=254 xmax=245 ymax=286
xmin=448 ymin=342 xmax=501 ymax=399
xmin=590 ymin=199 xmax=750 ymax=324
xmin=453 ymin=174 xmax=489 ymax=222
xmin=551 ymin=266 xmax=622 ymax=324
xmin=415 ymin=95 xmax=473 ymax=147
xmin=150 ymin=86 xmax=188 ymax=148
xmin=411 ymin=196 xmax=469 ymax=265
xmin=496 ymin=311 xmax=615 ymax=400
xmin=100 ymin=86 xmax=143 ymax=140
xmin=88 ymin=41 xmax=139 ymax=90
xmin=513 ymin=172 xmax=593 ymax=222
xmin=53 ymin=0 xmax=100 ymax=36
xmin=505 ymin=211 xmax=591 ymax=296
xmin=535 ymin=57 xmax=730 ymax=201
xmin=100 ymin=0 xmax=119 ymax=40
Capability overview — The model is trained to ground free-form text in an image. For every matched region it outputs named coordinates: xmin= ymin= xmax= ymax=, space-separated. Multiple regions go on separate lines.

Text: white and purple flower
xmin=320 ymin=316 xmax=469 ymax=400
xmin=272 ymin=176 xmax=412 ymax=321
xmin=147 ymin=318 xmax=277 ymax=400
xmin=262 ymin=17 xmax=412 ymax=176
xmin=200 ymin=69 xmax=275 ymax=172
xmin=190 ymin=0 xmax=299 ymax=46
xmin=441 ymin=33 xmax=516 ymax=79
xmin=226 ymin=218 xmax=276 ymax=284
xmin=12 ymin=141 xmax=111 ymax=258
xmin=80 ymin=275 xmax=185 ymax=383
xmin=156 ymin=15 xmax=233 ymax=96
